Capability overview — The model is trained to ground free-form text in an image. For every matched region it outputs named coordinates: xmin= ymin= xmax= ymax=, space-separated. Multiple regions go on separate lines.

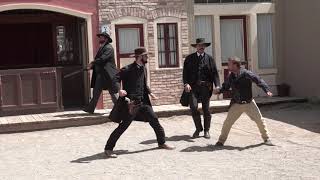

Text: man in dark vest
xmin=213 ymin=56 xmax=273 ymax=146
xmin=83 ymin=32 xmax=119 ymax=114
xmin=105 ymin=47 xmax=175 ymax=158
xmin=183 ymin=38 xmax=220 ymax=139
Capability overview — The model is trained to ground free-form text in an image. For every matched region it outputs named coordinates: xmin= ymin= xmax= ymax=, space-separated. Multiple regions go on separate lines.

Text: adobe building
xmin=276 ymin=0 xmax=320 ymax=100
xmin=0 ymin=1 xmax=100 ymax=115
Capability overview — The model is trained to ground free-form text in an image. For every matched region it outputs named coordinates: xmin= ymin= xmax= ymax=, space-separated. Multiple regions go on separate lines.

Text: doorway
xmin=0 ymin=9 xmax=89 ymax=109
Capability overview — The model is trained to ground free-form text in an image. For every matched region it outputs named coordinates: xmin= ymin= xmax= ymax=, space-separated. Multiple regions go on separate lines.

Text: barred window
xmin=157 ymin=23 xmax=179 ymax=68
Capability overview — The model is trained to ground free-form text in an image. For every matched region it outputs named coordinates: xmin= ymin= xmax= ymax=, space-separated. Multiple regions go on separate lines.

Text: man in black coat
xmin=83 ymin=32 xmax=119 ymax=114
xmin=183 ymin=38 xmax=220 ymax=139
xmin=105 ymin=47 xmax=175 ymax=158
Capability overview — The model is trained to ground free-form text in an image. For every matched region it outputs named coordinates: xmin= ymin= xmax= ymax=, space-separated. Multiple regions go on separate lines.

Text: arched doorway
xmin=0 ymin=7 xmax=93 ymax=115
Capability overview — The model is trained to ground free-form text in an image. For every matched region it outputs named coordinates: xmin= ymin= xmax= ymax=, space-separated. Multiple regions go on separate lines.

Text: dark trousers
xmin=105 ymin=104 xmax=166 ymax=150
xmin=85 ymin=75 xmax=118 ymax=113
xmin=189 ymin=85 xmax=212 ymax=132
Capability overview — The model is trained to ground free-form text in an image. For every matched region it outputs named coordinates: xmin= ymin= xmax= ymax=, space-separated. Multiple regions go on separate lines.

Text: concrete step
xmin=0 ymin=96 xmax=307 ymax=134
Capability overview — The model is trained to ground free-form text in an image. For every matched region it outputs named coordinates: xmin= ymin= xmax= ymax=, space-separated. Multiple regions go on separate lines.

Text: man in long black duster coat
xmin=83 ymin=32 xmax=118 ymax=114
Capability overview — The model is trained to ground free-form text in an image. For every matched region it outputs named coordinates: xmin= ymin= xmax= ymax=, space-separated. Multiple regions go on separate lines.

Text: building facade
xmin=0 ymin=0 xmax=100 ymax=115
xmin=193 ymin=0 xmax=277 ymax=99
xmin=3 ymin=0 xmax=317 ymax=115
xmin=98 ymin=0 xmax=193 ymax=108
xmin=99 ymin=0 xmax=277 ymax=108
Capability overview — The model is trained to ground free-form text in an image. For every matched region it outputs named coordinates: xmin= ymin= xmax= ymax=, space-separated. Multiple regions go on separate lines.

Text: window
xmin=220 ymin=16 xmax=247 ymax=63
xmin=195 ymin=0 xmax=272 ymax=3
xmin=257 ymin=14 xmax=274 ymax=69
xmin=115 ymin=24 xmax=144 ymax=68
xmin=55 ymin=23 xmax=80 ymax=65
xmin=195 ymin=16 xmax=213 ymax=55
xmin=157 ymin=23 xmax=179 ymax=68
xmin=118 ymin=28 xmax=140 ymax=54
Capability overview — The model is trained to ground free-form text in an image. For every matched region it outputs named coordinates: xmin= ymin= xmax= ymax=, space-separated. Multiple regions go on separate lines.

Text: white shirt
xmin=197 ymin=52 xmax=205 ymax=58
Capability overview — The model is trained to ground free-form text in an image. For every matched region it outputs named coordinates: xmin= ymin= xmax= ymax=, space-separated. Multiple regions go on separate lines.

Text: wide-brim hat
xmin=130 ymin=47 xmax=149 ymax=57
xmin=191 ymin=38 xmax=211 ymax=48
xmin=97 ymin=32 xmax=113 ymax=43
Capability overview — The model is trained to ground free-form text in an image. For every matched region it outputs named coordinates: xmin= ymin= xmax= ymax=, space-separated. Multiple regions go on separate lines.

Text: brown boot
xmin=158 ymin=144 xmax=175 ymax=150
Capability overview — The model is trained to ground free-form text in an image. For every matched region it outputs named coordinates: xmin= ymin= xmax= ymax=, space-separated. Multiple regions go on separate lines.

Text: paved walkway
xmin=0 ymin=97 xmax=306 ymax=133
xmin=0 ymin=102 xmax=319 ymax=179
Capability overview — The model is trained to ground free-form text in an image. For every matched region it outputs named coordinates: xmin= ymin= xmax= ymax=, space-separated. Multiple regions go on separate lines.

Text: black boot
xmin=192 ymin=130 xmax=201 ymax=138
xmin=204 ymin=131 xmax=210 ymax=139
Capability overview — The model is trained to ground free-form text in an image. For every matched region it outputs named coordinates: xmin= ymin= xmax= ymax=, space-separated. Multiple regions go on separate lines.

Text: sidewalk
xmin=0 ymin=96 xmax=307 ymax=133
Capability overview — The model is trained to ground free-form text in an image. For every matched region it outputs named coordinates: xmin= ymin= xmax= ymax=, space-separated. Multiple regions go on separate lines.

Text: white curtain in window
xmin=118 ymin=28 xmax=140 ymax=54
xmin=258 ymin=14 xmax=274 ymax=69
xmin=195 ymin=16 xmax=213 ymax=55
xmin=220 ymin=19 xmax=244 ymax=62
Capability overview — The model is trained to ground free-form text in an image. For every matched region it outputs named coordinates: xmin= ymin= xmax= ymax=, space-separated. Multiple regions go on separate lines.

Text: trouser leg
xmin=218 ymin=104 xmax=243 ymax=144
xmin=244 ymin=100 xmax=270 ymax=141
xmin=202 ymin=97 xmax=211 ymax=132
xmin=141 ymin=105 xmax=166 ymax=145
xmin=104 ymin=117 xmax=133 ymax=151
xmin=189 ymin=92 xmax=203 ymax=132
xmin=85 ymin=76 xmax=103 ymax=113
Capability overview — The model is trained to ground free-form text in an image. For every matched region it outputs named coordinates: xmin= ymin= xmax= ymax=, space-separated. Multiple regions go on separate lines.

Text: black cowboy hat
xmin=191 ymin=38 xmax=211 ymax=48
xmin=97 ymin=32 xmax=113 ymax=43
xmin=130 ymin=47 xmax=149 ymax=57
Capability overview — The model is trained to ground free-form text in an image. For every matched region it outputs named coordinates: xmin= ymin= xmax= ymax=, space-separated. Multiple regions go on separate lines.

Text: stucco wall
xmin=277 ymin=0 xmax=320 ymax=99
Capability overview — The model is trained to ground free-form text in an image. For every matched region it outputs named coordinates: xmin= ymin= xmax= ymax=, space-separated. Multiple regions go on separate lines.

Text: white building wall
xmin=194 ymin=2 xmax=277 ymax=98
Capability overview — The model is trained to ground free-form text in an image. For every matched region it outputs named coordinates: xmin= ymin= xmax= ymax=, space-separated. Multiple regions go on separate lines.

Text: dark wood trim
xmin=157 ymin=23 xmax=179 ymax=68
xmin=115 ymin=24 xmax=144 ymax=68
xmin=0 ymin=14 xmax=76 ymax=24
xmin=220 ymin=16 xmax=248 ymax=66
xmin=52 ymin=23 xmax=58 ymax=66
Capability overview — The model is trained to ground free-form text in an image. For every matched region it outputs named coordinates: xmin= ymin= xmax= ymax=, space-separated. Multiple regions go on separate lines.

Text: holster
xmin=128 ymin=100 xmax=142 ymax=116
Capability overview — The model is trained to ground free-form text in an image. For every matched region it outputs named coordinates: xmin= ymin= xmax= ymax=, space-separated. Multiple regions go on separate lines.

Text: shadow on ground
xmin=70 ymin=147 xmax=159 ymax=163
xmin=261 ymin=103 xmax=320 ymax=134
xmin=180 ymin=143 xmax=267 ymax=152
xmin=140 ymin=135 xmax=194 ymax=145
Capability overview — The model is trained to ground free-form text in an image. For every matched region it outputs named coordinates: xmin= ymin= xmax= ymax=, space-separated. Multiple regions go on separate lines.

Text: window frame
xmin=115 ymin=24 xmax=144 ymax=67
xmin=157 ymin=23 xmax=179 ymax=68
xmin=220 ymin=16 xmax=248 ymax=67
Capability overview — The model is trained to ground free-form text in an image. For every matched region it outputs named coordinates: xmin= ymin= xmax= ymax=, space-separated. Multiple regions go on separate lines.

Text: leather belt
xmin=196 ymin=81 xmax=211 ymax=86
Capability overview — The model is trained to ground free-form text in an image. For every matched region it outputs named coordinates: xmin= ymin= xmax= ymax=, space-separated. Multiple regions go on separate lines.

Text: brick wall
xmin=99 ymin=0 xmax=191 ymax=108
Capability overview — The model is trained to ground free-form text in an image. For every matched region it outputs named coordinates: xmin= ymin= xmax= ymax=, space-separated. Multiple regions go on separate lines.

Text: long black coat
xmin=91 ymin=43 xmax=118 ymax=90
xmin=183 ymin=52 xmax=221 ymax=97
xmin=109 ymin=63 xmax=152 ymax=122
